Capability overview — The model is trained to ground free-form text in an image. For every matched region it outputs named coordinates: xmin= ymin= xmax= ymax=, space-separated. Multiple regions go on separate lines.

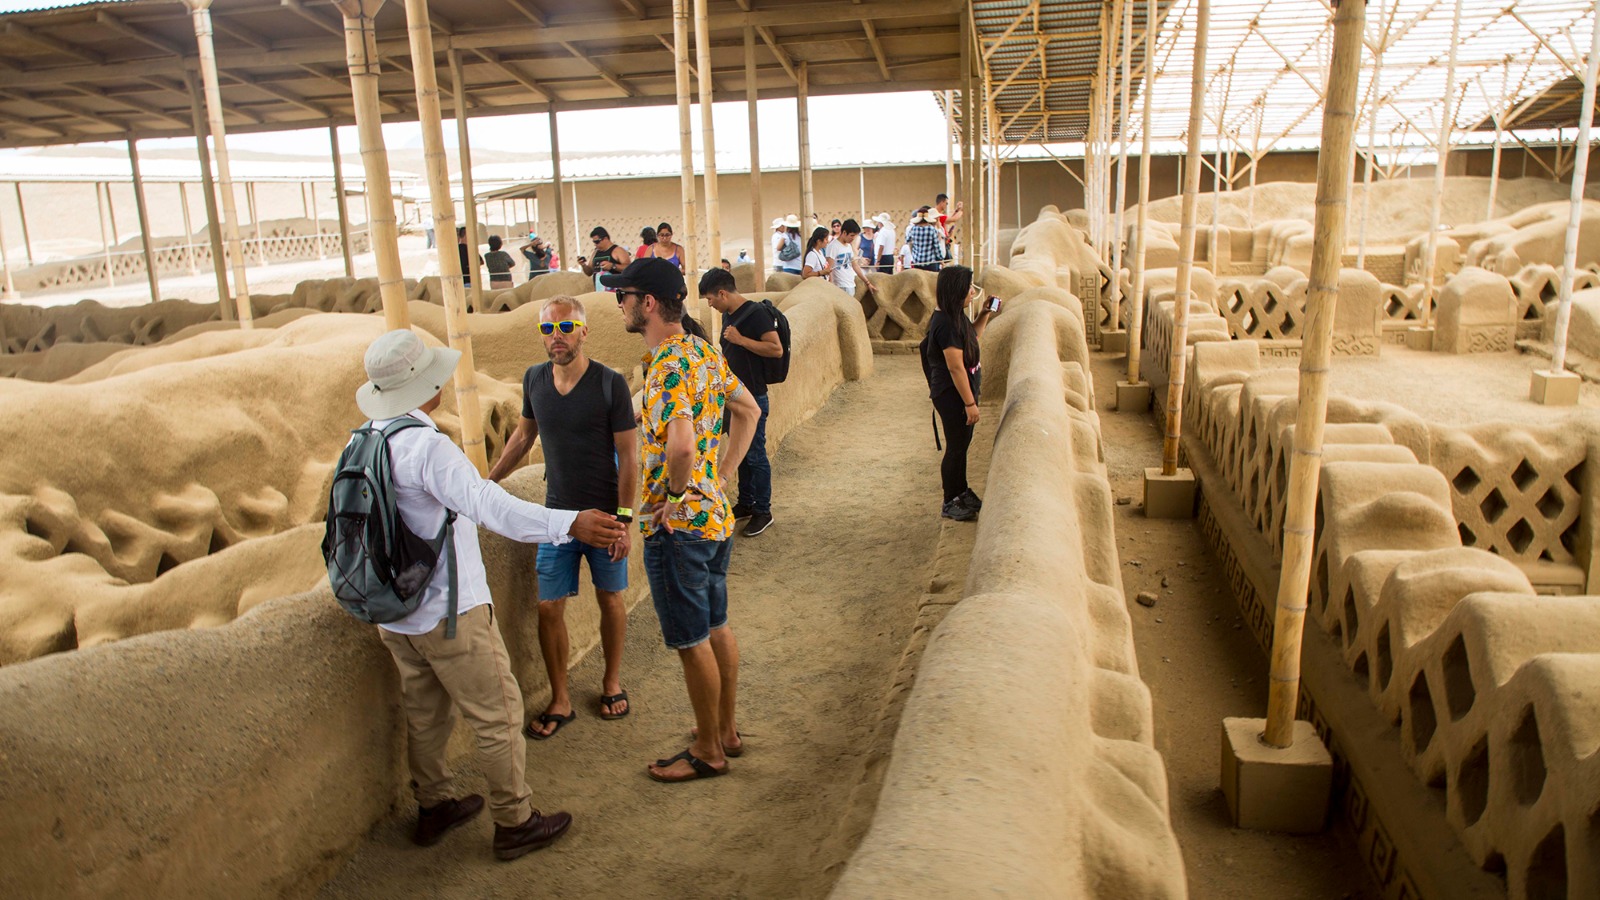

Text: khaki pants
xmin=379 ymin=605 xmax=533 ymax=828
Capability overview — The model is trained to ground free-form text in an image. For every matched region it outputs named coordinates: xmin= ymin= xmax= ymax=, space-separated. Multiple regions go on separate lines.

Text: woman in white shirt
xmin=873 ymin=213 xmax=897 ymax=273
xmin=799 ymin=227 xmax=833 ymax=281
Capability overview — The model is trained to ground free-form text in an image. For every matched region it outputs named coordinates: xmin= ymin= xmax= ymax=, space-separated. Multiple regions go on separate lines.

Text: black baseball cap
xmin=600 ymin=257 xmax=686 ymax=302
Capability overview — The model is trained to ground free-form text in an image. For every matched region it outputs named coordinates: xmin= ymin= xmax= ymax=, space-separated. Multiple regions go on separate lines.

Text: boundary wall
xmin=830 ymin=212 xmax=1185 ymax=897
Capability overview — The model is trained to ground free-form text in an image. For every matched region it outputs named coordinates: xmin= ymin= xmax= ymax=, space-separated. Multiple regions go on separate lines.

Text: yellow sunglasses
xmin=538 ymin=320 xmax=585 ymax=335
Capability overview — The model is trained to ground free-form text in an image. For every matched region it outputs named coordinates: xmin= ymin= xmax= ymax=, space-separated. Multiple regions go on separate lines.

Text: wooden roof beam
xmin=756 ymin=26 xmax=798 ymax=83
xmin=95 ymin=11 xmax=188 ymax=58
xmin=503 ymin=0 xmax=548 ymax=27
xmin=655 ymin=34 xmax=725 ymax=92
xmin=4 ymin=21 xmax=105 ymax=65
xmin=615 ymin=0 xmax=649 ymax=19
xmin=280 ymin=0 xmax=343 ymax=38
xmin=472 ymin=47 xmax=556 ymax=102
xmin=210 ymin=18 xmax=272 ymax=51
xmin=72 ymin=85 xmax=195 ymax=129
xmin=557 ymin=41 xmax=640 ymax=97
xmin=226 ymin=72 xmax=331 ymax=117
xmin=862 ymin=20 xmax=891 ymax=81
xmin=0 ymin=106 xmax=67 ymax=139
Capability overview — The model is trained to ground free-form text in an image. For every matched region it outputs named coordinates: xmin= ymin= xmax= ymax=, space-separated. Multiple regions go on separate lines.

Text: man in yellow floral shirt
xmin=602 ymin=257 xmax=760 ymax=782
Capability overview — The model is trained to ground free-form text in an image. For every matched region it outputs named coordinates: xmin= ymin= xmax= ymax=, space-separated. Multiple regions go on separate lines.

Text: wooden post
xmin=127 ymin=138 xmax=162 ymax=304
xmin=0 ymin=198 xmax=14 ymax=300
xmin=1160 ymin=0 xmax=1209 ymax=477
xmin=300 ymin=182 xmax=311 ymax=219
xmin=960 ymin=11 xmax=975 ymax=269
xmin=1127 ymin=0 xmax=1158 ymax=385
xmin=96 ymin=183 xmax=115 ymax=288
xmin=329 ymin=124 xmax=355 ymax=278
xmin=745 ymin=26 xmax=766 ymax=276
xmin=401 ymin=0 xmax=488 ymax=473
xmin=1420 ymin=0 xmax=1466 ymax=325
xmin=448 ymin=50 xmax=484 ymax=310
xmin=1545 ymin=10 xmax=1600 ymax=377
xmin=309 ymin=181 xmax=325 ymax=259
xmin=178 ymin=182 xmax=198 ymax=275
xmin=694 ymin=0 xmax=720 ymax=282
xmin=187 ymin=72 xmax=232 ymax=319
xmin=247 ymin=182 xmax=266 ymax=266
xmin=1356 ymin=23 xmax=1380 ymax=272
xmin=673 ymin=0 xmax=701 ymax=273
xmin=797 ymin=62 xmax=814 ymax=228
xmin=13 ymin=184 xmax=32 ymax=265
xmin=944 ymin=90 xmax=957 ymax=204
xmin=335 ymin=0 xmax=409 ymax=329
xmin=1263 ymin=0 xmax=1367 ymax=749
xmin=548 ymin=106 xmax=569 ymax=272
xmin=1108 ymin=0 xmax=1134 ymax=336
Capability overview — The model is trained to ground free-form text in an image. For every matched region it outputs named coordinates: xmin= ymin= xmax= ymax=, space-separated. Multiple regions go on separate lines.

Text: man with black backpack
xmin=699 ymin=267 xmax=787 ymax=537
xmin=334 ymin=329 xmax=626 ymax=861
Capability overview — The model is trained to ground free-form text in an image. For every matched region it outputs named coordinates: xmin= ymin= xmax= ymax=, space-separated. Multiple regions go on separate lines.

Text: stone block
xmin=1220 ymin=717 xmax=1332 ymax=834
xmin=1529 ymin=369 xmax=1580 ymax=406
xmin=1143 ymin=467 xmax=1196 ymax=519
xmin=1404 ymin=326 xmax=1435 ymax=351
xmin=1435 ymin=267 xmax=1515 ymax=353
xmin=1100 ymin=329 xmax=1128 ymax=354
xmin=1331 ymin=268 xmax=1383 ymax=356
xmin=1116 ymin=381 xmax=1152 ymax=412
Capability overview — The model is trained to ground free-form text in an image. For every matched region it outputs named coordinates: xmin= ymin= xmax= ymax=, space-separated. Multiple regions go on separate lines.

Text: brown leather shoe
xmin=493 ymin=809 xmax=573 ymax=861
xmin=413 ymin=794 xmax=484 ymax=847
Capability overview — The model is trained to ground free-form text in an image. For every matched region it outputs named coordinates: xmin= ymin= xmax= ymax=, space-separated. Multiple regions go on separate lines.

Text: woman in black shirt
xmin=922 ymin=265 xmax=996 ymax=521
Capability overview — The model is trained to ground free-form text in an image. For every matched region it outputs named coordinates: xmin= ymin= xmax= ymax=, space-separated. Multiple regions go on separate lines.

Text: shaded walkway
xmin=319 ymin=355 xmax=943 ymax=899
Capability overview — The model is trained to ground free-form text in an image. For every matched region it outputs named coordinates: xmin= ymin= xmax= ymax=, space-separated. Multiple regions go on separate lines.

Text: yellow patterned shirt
xmin=640 ymin=331 xmax=742 ymax=540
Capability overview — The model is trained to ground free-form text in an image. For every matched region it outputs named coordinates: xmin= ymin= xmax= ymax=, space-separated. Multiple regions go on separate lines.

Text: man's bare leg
xmin=531 ymin=598 xmax=572 ymax=737
xmin=596 ymin=589 xmax=628 ymax=717
xmin=647 ymin=641 xmax=726 ymax=779
xmin=708 ymin=625 xmax=740 ymax=750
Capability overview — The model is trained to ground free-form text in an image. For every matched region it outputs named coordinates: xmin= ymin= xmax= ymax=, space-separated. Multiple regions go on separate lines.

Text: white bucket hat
xmin=356 ymin=329 xmax=462 ymax=421
xmin=771 ymin=216 xmax=786 ymax=229
xmin=782 ymin=214 xmax=802 ymax=228
xmin=874 ymin=212 xmax=893 ymax=227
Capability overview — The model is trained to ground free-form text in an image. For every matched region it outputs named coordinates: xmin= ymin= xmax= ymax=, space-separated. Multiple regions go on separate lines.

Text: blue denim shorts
xmin=643 ymin=532 xmax=732 ymax=649
xmin=535 ymin=539 xmax=628 ymax=601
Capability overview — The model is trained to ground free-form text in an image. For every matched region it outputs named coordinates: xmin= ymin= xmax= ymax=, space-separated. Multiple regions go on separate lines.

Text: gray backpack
xmin=321 ymin=417 xmax=461 ymax=638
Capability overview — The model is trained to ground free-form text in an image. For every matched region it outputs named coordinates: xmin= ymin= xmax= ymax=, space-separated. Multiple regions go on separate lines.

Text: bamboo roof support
xmin=247 ymin=182 xmax=266 ymax=266
xmin=448 ymin=49 xmax=484 ymax=310
xmin=1264 ymin=0 xmax=1367 ymax=750
xmin=12 ymin=183 xmax=31 ymax=265
xmin=127 ymin=138 xmax=161 ymax=304
xmin=1545 ymin=11 xmax=1600 ymax=379
xmin=401 ymin=0 xmax=488 ymax=474
xmin=1126 ymin=0 xmax=1157 ymax=387
xmin=95 ymin=182 xmax=114 ymax=289
xmin=186 ymin=73 xmax=230 ymax=320
xmin=694 ymin=0 xmax=720 ymax=281
xmin=798 ymin=61 xmax=814 ymax=227
xmin=329 ymin=125 xmax=355 ymax=278
xmin=182 ymin=0 xmax=250 ymax=326
xmin=1420 ymin=0 xmax=1466 ymax=326
xmin=1356 ymin=0 xmax=1390 ymax=270
xmin=548 ymin=107 xmax=569 ymax=276
xmin=1108 ymin=0 xmax=1133 ymax=337
xmin=177 ymin=182 xmax=197 ymax=275
xmin=745 ymin=26 xmax=765 ymax=277
xmin=1160 ymin=0 xmax=1209 ymax=477
xmin=673 ymin=0 xmax=701 ymax=273
xmin=944 ymin=90 xmax=956 ymax=204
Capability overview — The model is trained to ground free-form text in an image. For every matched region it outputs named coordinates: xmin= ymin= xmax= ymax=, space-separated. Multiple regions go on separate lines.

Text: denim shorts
xmin=535 ymin=540 xmax=628 ymax=601
xmin=643 ymin=532 xmax=732 ymax=649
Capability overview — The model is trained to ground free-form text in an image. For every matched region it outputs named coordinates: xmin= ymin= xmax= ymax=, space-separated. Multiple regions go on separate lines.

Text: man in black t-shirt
xmin=700 ymin=267 xmax=780 ymax=536
xmin=488 ymin=295 xmax=639 ymax=737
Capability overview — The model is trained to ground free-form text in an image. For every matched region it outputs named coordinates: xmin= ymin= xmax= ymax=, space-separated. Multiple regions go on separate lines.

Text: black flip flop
xmin=524 ymin=711 xmax=576 ymax=741
xmin=648 ymin=749 xmax=727 ymax=783
xmin=599 ymin=690 xmax=630 ymax=720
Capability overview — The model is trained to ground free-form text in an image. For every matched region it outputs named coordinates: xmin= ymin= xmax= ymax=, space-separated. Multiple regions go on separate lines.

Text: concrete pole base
xmin=1142 ymin=467 xmax=1197 ymax=519
xmin=1115 ymin=380 xmax=1152 ymax=412
xmin=1220 ymin=717 xmax=1333 ymax=834
xmin=1530 ymin=369 xmax=1581 ymax=406
xmin=1100 ymin=328 xmax=1129 ymax=354
xmin=1404 ymin=326 xmax=1435 ymax=351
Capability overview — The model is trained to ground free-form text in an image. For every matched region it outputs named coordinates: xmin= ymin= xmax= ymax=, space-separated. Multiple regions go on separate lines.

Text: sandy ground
xmin=1092 ymin=353 xmax=1375 ymax=900
xmin=318 ymin=355 xmax=945 ymax=900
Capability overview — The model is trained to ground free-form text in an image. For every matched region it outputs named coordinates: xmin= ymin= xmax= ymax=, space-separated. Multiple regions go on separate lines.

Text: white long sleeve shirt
xmin=370 ymin=410 xmax=577 ymax=635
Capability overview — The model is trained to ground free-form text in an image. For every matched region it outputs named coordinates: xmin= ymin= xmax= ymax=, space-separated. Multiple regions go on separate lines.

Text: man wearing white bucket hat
xmin=352 ymin=329 xmax=626 ymax=861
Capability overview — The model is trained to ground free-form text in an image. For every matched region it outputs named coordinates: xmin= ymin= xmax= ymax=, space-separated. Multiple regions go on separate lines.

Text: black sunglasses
xmin=615 ymin=289 xmax=645 ymax=304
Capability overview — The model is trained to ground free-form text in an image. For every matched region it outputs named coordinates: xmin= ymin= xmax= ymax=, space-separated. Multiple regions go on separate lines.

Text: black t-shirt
xmin=720 ymin=299 xmax=780 ymax=396
xmin=520 ymin=361 xmax=636 ymax=511
xmin=923 ymin=310 xmax=980 ymax=400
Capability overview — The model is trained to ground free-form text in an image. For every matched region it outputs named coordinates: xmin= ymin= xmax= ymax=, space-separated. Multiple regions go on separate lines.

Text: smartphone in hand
xmin=986 ymin=296 xmax=1003 ymax=313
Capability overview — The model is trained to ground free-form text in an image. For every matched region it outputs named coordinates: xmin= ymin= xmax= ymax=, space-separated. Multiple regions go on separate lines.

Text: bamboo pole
xmin=798 ymin=62 xmax=814 ymax=228
xmin=310 ymin=181 xmax=324 ymax=259
xmin=106 ymin=181 xmax=121 ymax=254
xmin=1357 ymin=6 xmax=1383 ymax=272
xmin=1127 ymin=0 xmax=1157 ymax=385
xmin=186 ymin=72 xmax=231 ymax=319
xmin=96 ymin=183 xmax=115 ymax=289
xmin=401 ymin=0 xmax=488 ymax=474
xmin=945 ymin=90 xmax=957 ymax=204
xmin=694 ymin=0 xmax=720 ymax=281
xmin=448 ymin=50 xmax=484 ymax=309
xmin=329 ymin=125 xmax=355 ymax=278
xmin=745 ymin=26 xmax=766 ymax=276
xmin=1108 ymin=0 xmax=1134 ymax=337
xmin=301 ymin=182 xmax=311 ymax=220
xmin=248 ymin=183 xmax=266 ymax=266
xmin=960 ymin=10 xmax=975 ymax=270
xmin=13 ymin=184 xmax=32 ymax=265
xmin=1420 ymin=0 xmax=1466 ymax=326
xmin=336 ymin=0 xmax=409 ymax=330
xmin=548 ymin=106 xmax=569 ymax=273
xmin=1546 ymin=10 xmax=1600 ymax=377
xmin=0 ymin=201 xmax=14 ymax=300
xmin=1247 ymin=104 xmax=1262 ymax=231
xmin=1263 ymin=0 xmax=1367 ymax=750
xmin=1160 ymin=0 xmax=1209 ymax=477
xmin=178 ymin=182 xmax=198 ymax=275
xmin=673 ymin=0 xmax=701 ymax=273
xmin=127 ymin=138 xmax=161 ymax=304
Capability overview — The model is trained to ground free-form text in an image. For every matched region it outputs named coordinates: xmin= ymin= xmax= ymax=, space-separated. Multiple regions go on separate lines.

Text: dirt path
xmin=1090 ymin=354 xmax=1375 ymax=900
xmin=318 ymin=355 xmax=944 ymax=900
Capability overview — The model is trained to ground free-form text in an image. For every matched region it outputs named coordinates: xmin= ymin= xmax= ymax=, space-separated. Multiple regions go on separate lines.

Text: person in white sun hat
xmin=769 ymin=216 xmax=787 ymax=271
xmin=351 ymin=328 xmax=625 ymax=861
xmin=873 ymin=212 xmax=897 ymax=273
xmin=776 ymin=214 xmax=804 ymax=275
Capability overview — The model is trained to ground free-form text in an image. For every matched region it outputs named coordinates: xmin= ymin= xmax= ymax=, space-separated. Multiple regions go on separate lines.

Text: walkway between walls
xmin=319 ymin=355 xmax=945 ymax=900
xmin=1090 ymin=352 xmax=1376 ymax=899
